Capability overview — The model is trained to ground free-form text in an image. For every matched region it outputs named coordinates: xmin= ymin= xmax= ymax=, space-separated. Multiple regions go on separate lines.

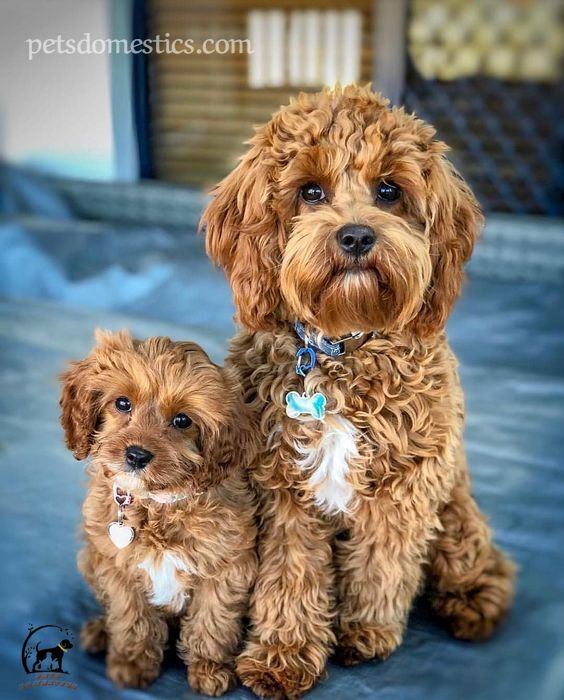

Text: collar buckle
xmin=293 ymin=322 xmax=370 ymax=357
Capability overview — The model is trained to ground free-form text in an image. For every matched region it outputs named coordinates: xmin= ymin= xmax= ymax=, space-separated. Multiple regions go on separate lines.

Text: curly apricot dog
xmin=202 ymin=85 xmax=515 ymax=698
xmin=60 ymin=331 xmax=256 ymax=695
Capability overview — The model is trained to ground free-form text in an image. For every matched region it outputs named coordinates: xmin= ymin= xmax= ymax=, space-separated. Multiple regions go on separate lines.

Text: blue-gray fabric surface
xmin=0 ymin=207 xmax=563 ymax=700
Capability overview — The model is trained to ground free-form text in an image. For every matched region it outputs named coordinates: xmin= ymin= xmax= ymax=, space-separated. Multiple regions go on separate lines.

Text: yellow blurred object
xmin=520 ymin=49 xmax=559 ymax=81
xmin=417 ymin=46 xmax=449 ymax=80
xmin=486 ymin=47 xmax=516 ymax=80
xmin=408 ymin=0 xmax=563 ymax=82
xmin=454 ymin=46 xmax=482 ymax=78
xmin=442 ymin=22 xmax=468 ymax=46
xmin=473 ymin=24 xmax=500 ymax=50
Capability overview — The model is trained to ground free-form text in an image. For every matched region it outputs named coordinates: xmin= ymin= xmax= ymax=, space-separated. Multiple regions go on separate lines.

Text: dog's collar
xmin=146 ymin=491 xmax=190 ymax=504
xmin=293 ymin=321 xmax=379 ymax=357
xmin=114 ymin=484 xmax=189 ymax=506
xmin=57 ymin=643 xmax=69 ymax=653
xmin=109 ymin=483 xmax=192 ymax=548
xmin=285 ymin=322 xmax=382 ymax=421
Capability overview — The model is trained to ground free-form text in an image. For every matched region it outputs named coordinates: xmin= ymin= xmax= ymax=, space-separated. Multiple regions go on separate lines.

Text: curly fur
xmin=60 ymin=331 xmax=257 ymax=695
xmin=202 ymin=85 xmax=515 ymax=699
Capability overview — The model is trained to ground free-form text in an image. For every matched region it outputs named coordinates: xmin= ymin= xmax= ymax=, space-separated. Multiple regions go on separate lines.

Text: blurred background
xmin=0 ymin=1 xmax=563 ymax=699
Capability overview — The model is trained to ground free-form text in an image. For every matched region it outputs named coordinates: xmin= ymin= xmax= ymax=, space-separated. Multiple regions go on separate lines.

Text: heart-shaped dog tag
xmin=108 ymin=522 xmax=135 ymax=549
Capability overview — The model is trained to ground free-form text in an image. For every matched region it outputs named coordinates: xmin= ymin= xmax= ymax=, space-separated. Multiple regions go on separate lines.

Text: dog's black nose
xmin=125 ymin=446 xmax=154 ymax=470
xmin=336 ymin=224 xmax=376 ymax=257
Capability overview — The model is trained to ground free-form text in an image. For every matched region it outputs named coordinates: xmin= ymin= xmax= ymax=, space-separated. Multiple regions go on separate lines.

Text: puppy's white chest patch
xmin=138 ymin=551 xmax=191 ymax=611
xmin=295 ymin=414 xmax=358 ymax=514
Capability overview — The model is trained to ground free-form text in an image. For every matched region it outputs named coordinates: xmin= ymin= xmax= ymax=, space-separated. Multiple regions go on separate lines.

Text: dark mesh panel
xmin=403 ymin=71 xmax=564 ymax=216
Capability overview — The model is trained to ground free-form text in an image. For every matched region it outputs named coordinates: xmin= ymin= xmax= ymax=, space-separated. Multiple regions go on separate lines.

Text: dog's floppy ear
xmin=59 ymin=356 xmax=101 ymax=460
xmin=199 ymin=424 xmax=237 ymax=489
xmin=413 ymin=149 xmax=483 ymax=336
xmin=201 ymin=133 xmax=285 ymax=331
xmin=199 ymin=366 xmax=252 ymax=488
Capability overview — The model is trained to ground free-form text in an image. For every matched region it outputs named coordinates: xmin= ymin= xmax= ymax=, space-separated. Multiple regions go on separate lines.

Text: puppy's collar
xmin=293 ymin=321 xmax=379 ymax=357
xmin=57 ymin=643 xmax=70 ymax=653
xmin=114 ymin=483 xmax=189 ymax=505
xmin=146 ymin=491 xmax=190 ymax=504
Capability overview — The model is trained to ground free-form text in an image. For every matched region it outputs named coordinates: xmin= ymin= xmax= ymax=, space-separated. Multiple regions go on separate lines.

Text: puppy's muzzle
xmin=336 ymin=224 xmax=376 ymax=258
xmin=125 ymin=445 xmax=154 ymax=470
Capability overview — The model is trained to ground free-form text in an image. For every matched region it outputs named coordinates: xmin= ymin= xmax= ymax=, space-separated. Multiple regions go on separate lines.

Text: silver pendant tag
xmin=107 ymin=521 xmax=135 ymax=549
xmin=108 ymin=484 xmax=135 ymax=548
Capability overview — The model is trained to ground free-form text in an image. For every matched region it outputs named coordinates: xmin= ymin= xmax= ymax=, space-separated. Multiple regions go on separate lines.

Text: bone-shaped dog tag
xmin=285 ymin=391 xmax=326 ymax=421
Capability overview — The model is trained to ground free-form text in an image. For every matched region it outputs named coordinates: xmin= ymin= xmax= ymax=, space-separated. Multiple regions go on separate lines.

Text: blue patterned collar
xmin=293 ymin=322 xmax=379 ymax=357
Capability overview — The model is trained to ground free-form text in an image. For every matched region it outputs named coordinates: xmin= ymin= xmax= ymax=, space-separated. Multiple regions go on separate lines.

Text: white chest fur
xmin=295 ymin=414 xmax=358 ymax=514
xmin=138 ymin=551 xmax=191 ymax=611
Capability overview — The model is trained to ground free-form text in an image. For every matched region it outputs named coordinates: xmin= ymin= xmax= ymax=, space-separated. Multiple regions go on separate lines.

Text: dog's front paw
xmin=81 ymin=617 xmax=107 ymax=654
xmin=334 ymin=622 xmax=402 ymax=667
xmin=237 ymin=641 xmax=323 ymax=699
xmin=106 ymin=652 xmax=160 ymax=689
xmin=188 ymin=658 xmax=236 ymax=697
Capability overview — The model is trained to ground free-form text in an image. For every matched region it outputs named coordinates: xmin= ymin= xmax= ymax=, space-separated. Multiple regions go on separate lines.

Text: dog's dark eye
xmin=115 ymin=397 xmax=131 ymax=413
xmin=376 ymin=181 xmax=401 ymax=203
xmin=172 ymin=413 xmax=192 ymax=429
xmin=300 ymin=182 xmax=326 ymax=204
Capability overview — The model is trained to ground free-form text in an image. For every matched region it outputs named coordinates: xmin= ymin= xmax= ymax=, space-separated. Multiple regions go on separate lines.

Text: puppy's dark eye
xmin=376 ymin=181 xmax=401 ymax=203
xmin=115 ymin=397 xmax=131 ymax=413
xmin=300 ymin=182 xmax=326 ymax=204
xmin=172 ymin=413 xmax=192 ymax=429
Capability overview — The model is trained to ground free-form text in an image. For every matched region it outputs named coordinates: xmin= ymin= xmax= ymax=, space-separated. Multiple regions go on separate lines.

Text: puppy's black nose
xmin=125 ymin=446 xmax=154 ymax=470
xmin=336 ymin=224 xmax=376 ymax=257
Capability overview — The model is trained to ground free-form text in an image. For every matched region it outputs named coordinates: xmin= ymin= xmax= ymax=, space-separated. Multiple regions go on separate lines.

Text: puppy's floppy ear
xmin=59 ymin=357 xmax=101 ymax=460
xmin=199 ymin=425 xmax=235 ymax=489
xmin=199 ymin=367 xmax=250 ymax=488
xmin=201 ymin=133 xmax=284 ymax=331
xmin=413 ymin=149 xmax=483 ymax=336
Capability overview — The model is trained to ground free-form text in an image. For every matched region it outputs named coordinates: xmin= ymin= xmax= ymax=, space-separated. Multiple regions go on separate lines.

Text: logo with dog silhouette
xmin=21 ymin=624 xmax=75 ymax=675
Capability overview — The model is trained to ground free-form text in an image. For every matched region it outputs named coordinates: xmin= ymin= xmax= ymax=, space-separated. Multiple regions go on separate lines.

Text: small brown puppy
xmin=60 ymin=330 xmax=256 ymax=695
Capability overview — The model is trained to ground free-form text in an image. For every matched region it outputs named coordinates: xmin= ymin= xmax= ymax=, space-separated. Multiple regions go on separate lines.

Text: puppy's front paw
xmin=334 ymin=622 xmax=402 ymax=666
xmin=106 ymin=652 xmax=160 ymax=689
xmin=237 ymin=641 xmax=323 ymax=699
xmin=81 ymin=617 xmax=107 ymax=654
xmin=188 ymin=658 xmax=236 ymax=697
